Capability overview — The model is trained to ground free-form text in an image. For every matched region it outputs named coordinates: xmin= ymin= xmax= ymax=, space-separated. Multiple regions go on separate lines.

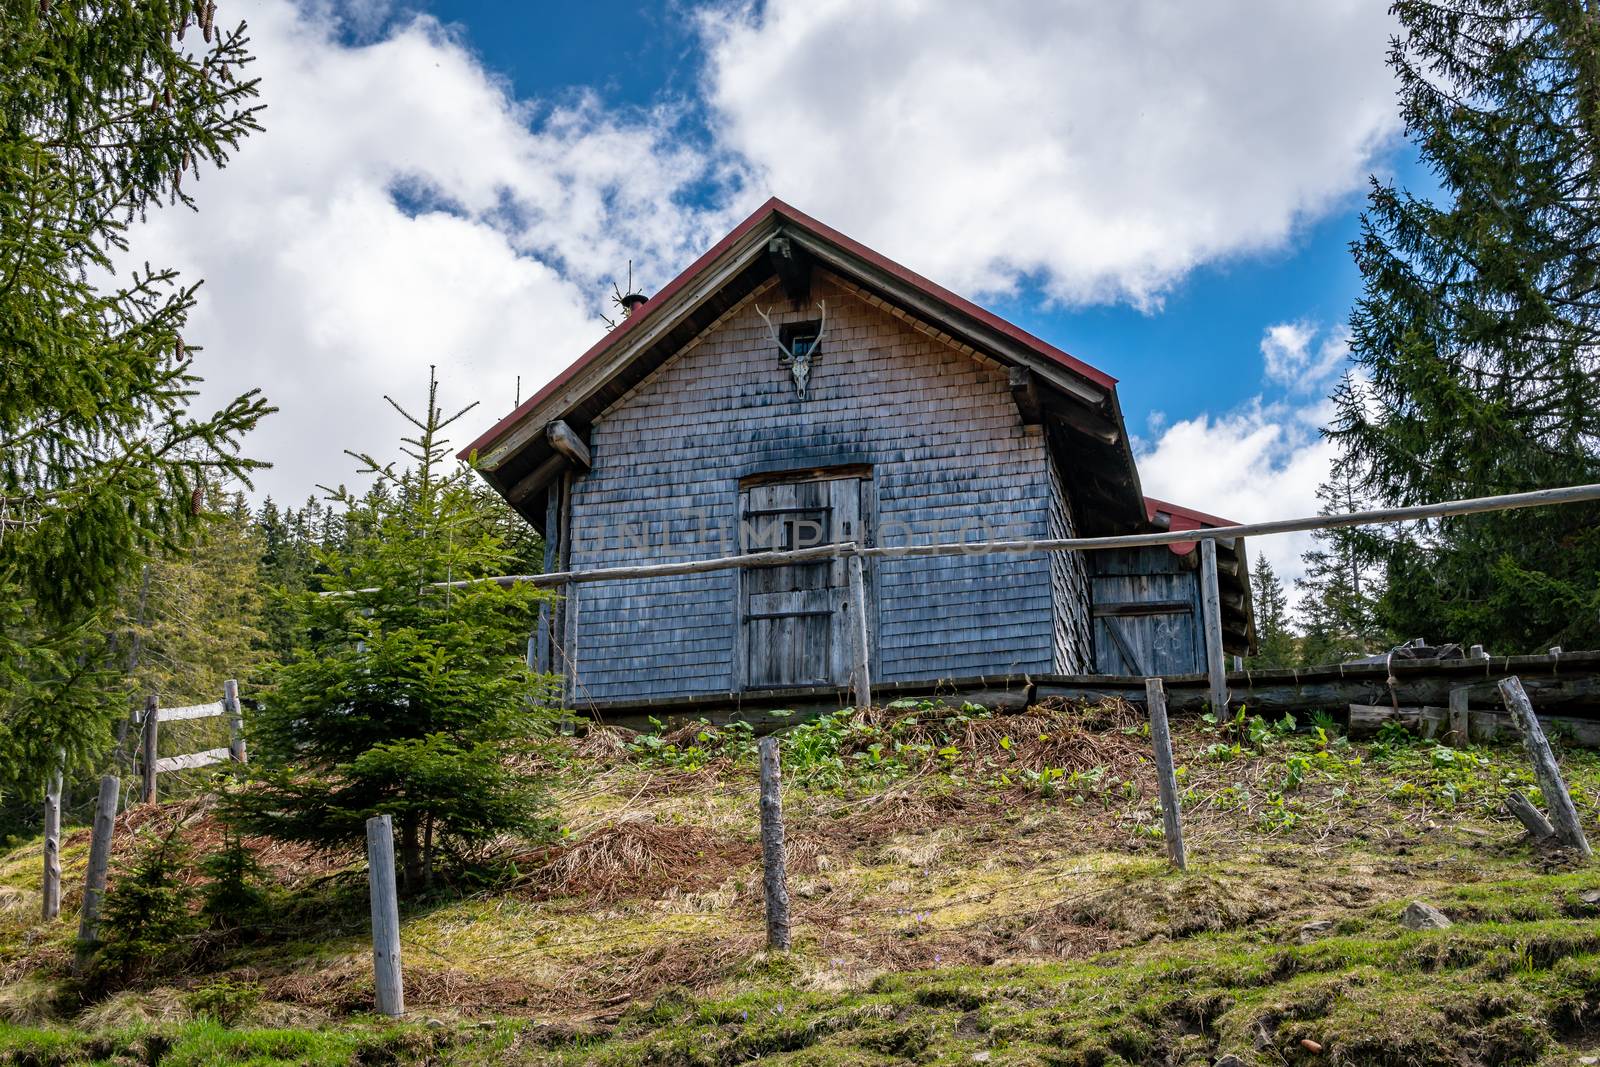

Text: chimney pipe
xmin=620 ymin=292 xmax=649 ymax=317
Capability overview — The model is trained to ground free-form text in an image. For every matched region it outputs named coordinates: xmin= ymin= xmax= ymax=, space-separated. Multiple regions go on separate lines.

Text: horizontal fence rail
xmin=320 ymin=481 xmax=1600 ymax=715
xmin=364 ymin=481 xmax=1600 ymax=593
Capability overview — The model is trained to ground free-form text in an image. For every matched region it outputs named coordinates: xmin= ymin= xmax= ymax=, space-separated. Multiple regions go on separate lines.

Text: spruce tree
xmin=119 ymin=487 xmax=269 ymax=706
xmin=0 ymin=1 xmax=272 ymax=785
xmin=229 ymin=372 xmax=556 ymax=891
xmin=1331 ymin=0 xmax=1600 ymax=651
xmin=1296 ymin=468 xmax=1386 ymax=664
xmin=1246 ymin=557 xmax=1299 ymax=668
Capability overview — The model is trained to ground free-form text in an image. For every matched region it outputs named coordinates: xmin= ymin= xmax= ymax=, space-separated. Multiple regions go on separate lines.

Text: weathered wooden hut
xmin=463 ymin=199 xmax=1253 ymax=710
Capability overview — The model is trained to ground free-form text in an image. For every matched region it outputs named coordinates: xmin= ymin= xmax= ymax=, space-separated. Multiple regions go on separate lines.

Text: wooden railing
xmin=329 ymin=482 xmax=1600 ymax=713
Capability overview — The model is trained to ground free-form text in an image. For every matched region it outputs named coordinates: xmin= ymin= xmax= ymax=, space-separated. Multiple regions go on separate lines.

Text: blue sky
xmin=413 ymin=0 xmax=1403 ymax=426
xmin=143 ymin=1 xmax=1416 ymax=582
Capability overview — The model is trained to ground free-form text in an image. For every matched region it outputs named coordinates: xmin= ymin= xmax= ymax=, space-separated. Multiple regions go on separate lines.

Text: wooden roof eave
xmin=473 ymin=222 xmax=779 ymax=477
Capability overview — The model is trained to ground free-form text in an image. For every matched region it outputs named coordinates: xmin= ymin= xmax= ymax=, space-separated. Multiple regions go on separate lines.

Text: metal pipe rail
xmin=421 ymin=481 xmax=1600 ymax=591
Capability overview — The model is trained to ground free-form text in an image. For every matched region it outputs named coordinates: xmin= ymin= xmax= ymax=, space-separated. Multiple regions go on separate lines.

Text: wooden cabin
xmin=462 ymin=199 xmax=1253 ymax=710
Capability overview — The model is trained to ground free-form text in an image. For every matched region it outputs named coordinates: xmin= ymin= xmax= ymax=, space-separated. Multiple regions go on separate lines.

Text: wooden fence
xmin=45 ymin=680 xmax=249 ymax=938
xmin=393 ymin=481 xmax=1600 ymax=715
xmin=135 ymin=678 xmax=248 ymax=805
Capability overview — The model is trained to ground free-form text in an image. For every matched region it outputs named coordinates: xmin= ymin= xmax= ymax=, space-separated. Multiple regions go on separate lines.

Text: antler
xmin=755 ymin=304 xmax=794 ymax=365
xmin=754 ymin=300 xmax=829 ymax=365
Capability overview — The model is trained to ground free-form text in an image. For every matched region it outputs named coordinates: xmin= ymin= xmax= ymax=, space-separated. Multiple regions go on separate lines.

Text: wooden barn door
xmin=739 ymin=474 xmax=868 ymax=689
xmin=1090 ymin=548 xmax=1204 ymax=676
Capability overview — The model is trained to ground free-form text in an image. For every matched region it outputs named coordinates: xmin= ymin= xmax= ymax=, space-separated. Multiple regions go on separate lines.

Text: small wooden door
xmin=739 ymin=475 xmax=867 ymax=689
xmin=1090 ymin=548 xmax=1204 ymax=676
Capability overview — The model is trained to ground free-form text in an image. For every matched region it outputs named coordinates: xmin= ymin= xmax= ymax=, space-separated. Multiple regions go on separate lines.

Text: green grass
xmin=0 ymin=1019 xmax=454 ymax=1066
xmin=1 ymin=704 xmax=1599 ymax=1064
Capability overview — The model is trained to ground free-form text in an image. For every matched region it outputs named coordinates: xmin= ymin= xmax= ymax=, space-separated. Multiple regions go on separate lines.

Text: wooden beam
xmin=546 ymin=420 xmax=591 ymax=471
xmin=1093 ymin=599 xmax=1193 ymax=618
xmin=768 ymin=235 xmax=810 ymax=305
xmin=73 ymin=775 xmax=119 ymax=976
xmin=506 ymin=453 xmax=568 ymax=506
xmin=1199 ymin=538 xmax=1229 ymax=718
xmin=1144 ymin=678 xmax=1187 ymax=870
xmin=1008 ymin=366 xmax=1042 ymax=426
xmin=1041 ymin=397 xmax=1120 ymax=445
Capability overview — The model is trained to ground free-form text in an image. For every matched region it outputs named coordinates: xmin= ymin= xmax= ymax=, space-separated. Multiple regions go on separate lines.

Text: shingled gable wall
xmin=563 ymin=270 xmax=1093 ymax=704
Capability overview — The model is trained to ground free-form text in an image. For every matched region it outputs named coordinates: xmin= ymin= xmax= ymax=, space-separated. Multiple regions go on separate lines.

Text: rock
xmin=1215 ymin=1056 xmax=1246 ymax=1067
xmin=1579 ymin=890 xmax=1600 ymax=905
xmin=1579 ymin=1057 xmax=1596 ymax=1066
xmin=425 ymin=1018 xmax=447 ymax=1029
xmin=1301 ymin=1038 xmax=1323 ymax=1053
xmin=1400 ymin=901 xmax=1452 ymax=930
xmin=1296 ymin=920 xmax=1335 ymax=945
xmin=971 ymin=1053 xmax=991 ymax=1063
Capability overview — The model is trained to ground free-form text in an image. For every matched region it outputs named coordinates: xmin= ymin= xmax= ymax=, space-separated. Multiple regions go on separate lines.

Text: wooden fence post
xmin=140 ymin=694 xmax=158 ymax=805
xmin=1144 ymin=678 xmax=1188 ymax=871
xmin=73 ymin=775 xmax=119 ymax=975
xmin=365 ymin=814 xmax=405 ymax=1017
xmin=758 ymin=736 xmax=791 ymax=951
xmin=223 ymin=679 xmax=247 ymax=764
xmin=1499 ymin=676 xmax=1591 ymax=857
xmin=847 ymin=552 xmax=872 ymax=710
xmin=1448 ymin=686 xmax=1471 ymax=747
xmin=1198 ymin=537 xmax=1229 ymax=723
xmin=43 ymin=757 xmax=62 ymax=921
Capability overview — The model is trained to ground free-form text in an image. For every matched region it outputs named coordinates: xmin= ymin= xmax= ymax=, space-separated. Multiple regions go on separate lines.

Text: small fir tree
xmin=1246 ymin=557 xmax=1299 ymax=668
xmin=228 ymin=371 xmax=556 ymax=891
xmin=1296 ymin=466 xmax=1386 ymax=664
xmin=90 ymin=826 xmax=200 ymax=987
xmin=200 ymin=826 xmax=269 ymax=934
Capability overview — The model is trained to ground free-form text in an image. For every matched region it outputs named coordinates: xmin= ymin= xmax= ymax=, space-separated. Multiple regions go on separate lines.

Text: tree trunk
xmin=399 ymin=814 xmax=423 ymax=893
xmin=421 ymin=812 xmax=435 ymax=890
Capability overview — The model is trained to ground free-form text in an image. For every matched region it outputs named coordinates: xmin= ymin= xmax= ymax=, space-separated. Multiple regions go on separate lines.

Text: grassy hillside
xmin=0 ymin=699 xmax=1597 ymax=1065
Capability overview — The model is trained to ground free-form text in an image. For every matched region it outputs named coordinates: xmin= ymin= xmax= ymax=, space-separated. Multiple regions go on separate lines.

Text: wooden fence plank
xmin=1198 ymin=538 xmax=1228 ymax=720
xmin=140 ymin=695 xmax=158 ymax=805
xmin=153 ymin=747 xmax=232 ymax=773
xmin=42 ymin=760 xmax=62 ymax=920
xmin=156 ymin=701 xmax=226 ymax=722
xmin=224 ymin=679 xmax=247 ymax=763
xmin=759 ymin=736 xmax=791 ymax=951
xmin=847 ymin=553 xmax=872 ymax=709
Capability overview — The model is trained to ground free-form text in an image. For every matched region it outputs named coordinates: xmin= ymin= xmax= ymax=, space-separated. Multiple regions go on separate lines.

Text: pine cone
xmin=190 ymin=486 xmax=205 ymax=516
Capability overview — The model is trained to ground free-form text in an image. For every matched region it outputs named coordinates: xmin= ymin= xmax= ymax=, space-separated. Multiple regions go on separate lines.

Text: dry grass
xmin=514 ymin=814 xmax=754 ymax=903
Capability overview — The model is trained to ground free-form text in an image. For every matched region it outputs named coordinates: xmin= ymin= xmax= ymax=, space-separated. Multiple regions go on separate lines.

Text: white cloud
xmin=700 ymin=0 xmax=1398 ymax=308
xmin=131 ymin=1 xmax=729 ymax=502
xmin=1261 ymin=321 xmax=1352 ymax=390
xmin=125 ymin=0 xmax=1399 ymax=505
xmin=1135 ymin=398 xmax=1337 ymax=589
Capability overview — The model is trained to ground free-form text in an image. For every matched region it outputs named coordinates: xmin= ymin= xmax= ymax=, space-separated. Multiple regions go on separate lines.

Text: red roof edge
xmin=460 ymin=197 xmax=1118 ymax=461
xmin=1144 ymin=496 xmax=1242 ymax=530
xmin=1144 ymin=496 xmax=1245 ymax=557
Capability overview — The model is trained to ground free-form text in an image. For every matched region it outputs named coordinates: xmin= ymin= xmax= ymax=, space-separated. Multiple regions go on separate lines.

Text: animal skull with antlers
xmin=757 ymin=300 xmax=827 ymax=400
